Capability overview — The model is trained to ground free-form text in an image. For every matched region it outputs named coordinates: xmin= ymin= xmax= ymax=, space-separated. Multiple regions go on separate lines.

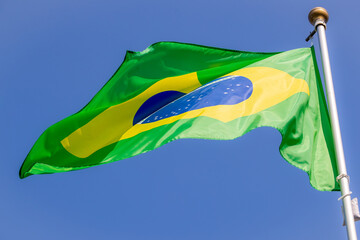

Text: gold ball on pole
xmin=308 ymin=7 xmax=329 ymax=26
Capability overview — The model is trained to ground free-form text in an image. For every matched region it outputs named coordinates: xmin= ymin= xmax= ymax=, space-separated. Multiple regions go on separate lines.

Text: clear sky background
xmin=2 ymin=1 xmax=360 ymax=239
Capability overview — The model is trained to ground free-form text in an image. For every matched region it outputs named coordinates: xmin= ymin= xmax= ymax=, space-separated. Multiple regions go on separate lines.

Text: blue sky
xmin=2 ymin=1 xmax=360 ymax=239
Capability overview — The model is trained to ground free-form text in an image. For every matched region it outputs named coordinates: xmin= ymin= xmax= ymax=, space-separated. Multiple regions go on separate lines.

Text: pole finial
xmin=308 ymin=7 xmax=329 ymax=26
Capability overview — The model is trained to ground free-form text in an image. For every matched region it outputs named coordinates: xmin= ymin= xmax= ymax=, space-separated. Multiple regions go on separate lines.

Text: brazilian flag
xmin=20 ymin=42 xmax=338 ymax=191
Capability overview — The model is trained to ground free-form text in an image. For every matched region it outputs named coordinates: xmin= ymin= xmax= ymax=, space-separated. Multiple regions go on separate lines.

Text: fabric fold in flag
xmin=20 ymin=42 xmax=339 ymax=192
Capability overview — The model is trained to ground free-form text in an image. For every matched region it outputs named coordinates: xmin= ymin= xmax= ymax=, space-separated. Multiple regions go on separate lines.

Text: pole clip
xmin=305 ymin=19 xmax=327 ymax=42
xmin=336 ymin=173 xmax=350 ymax=183
xmin=305 ymin=29 xmax=317 ymax=42
xmin=337 ymin=174 xmax=352 ymax=201
xmin=339 ymin=192 xmax=353 ymax=201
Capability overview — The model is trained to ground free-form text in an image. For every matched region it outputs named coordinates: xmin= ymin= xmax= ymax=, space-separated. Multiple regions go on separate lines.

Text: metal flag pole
xmin=308 ymin=7 xmax=358 ymax=240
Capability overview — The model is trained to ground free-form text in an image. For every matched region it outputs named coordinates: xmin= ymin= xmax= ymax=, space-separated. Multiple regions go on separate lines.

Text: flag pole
xmin=308 ymin=7 xmax=358 ymax=240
